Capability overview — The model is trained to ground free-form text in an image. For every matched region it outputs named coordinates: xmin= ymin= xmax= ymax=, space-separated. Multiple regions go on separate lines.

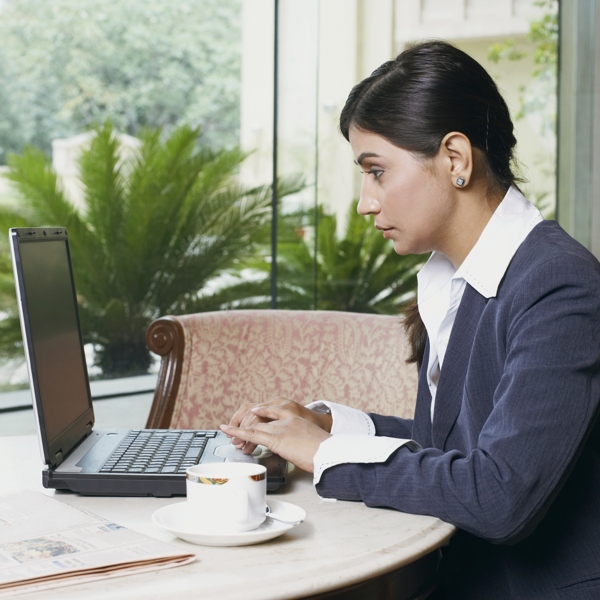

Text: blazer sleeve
xmin=316 ymin=253 xmax=600 ymax=544
xmin=368 ymin=413 xmax=414 ymax=439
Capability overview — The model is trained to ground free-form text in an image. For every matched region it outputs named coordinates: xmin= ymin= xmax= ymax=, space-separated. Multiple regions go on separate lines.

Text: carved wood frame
xmin=145 ymin=316 xmax=185 ymax=428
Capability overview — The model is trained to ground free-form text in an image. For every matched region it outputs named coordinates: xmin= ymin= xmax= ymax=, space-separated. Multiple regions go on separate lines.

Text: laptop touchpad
xmin=213 ymin=444 xmax=271 ymax=461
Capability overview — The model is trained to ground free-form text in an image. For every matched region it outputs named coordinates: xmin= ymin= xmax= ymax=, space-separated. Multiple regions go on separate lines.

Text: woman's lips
xmin=377 ymin=226 xmax=393 ymax=239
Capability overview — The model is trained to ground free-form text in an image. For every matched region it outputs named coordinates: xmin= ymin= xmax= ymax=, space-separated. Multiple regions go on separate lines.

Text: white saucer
xmin=152 ymin=499 xmax=305 ymax=547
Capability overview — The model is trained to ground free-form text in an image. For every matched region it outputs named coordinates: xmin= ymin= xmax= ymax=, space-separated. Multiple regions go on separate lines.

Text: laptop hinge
xmin=53 ymin=451 xmax=64 ymax=467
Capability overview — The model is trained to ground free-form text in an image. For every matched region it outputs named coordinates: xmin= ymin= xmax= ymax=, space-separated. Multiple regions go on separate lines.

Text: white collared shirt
xmin=419 ymin=185 xmax=543 ymax=418
xmin=311 ymin=187 xmax=543 ymax=486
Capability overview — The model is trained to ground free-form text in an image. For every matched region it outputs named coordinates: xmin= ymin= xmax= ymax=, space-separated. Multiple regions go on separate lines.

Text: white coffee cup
xmin=185 ymin=463 xmax=267 ymax=533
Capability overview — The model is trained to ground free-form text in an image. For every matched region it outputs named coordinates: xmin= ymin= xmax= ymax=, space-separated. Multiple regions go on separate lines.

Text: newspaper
xmin=0 ymin=491 xmax=195 ymax=597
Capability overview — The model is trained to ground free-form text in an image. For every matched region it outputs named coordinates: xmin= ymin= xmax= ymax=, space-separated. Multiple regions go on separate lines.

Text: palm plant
xmin=0 ymin=121 xmax=301 ymax=376
xmin=224 ymin=201 xmax=425 ymax=313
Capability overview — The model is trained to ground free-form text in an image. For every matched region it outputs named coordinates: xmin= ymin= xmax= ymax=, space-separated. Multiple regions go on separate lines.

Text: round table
xmin=2 ymin=435 xmax=455 ymax=600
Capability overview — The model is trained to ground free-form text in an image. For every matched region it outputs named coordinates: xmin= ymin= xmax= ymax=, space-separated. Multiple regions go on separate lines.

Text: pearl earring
xmin=456 ymin=177 xmax=466 ymax=187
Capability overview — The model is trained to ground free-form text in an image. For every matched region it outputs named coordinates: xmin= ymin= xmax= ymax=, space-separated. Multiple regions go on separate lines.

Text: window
xmin=0 ymin=0 xmax=560 ymax=429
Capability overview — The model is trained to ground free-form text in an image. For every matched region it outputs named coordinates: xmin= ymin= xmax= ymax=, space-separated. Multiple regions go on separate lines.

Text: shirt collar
xmin=418 ymin=186 xmax=543 ymax=299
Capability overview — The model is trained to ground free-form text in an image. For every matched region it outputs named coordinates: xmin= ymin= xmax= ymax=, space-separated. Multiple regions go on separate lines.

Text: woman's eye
xmin=362 ymin=168 xmax=384 ymax=180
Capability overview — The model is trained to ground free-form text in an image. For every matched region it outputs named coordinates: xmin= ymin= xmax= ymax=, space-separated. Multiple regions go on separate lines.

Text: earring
xmin=456 ymin=177 xmax=466 ymax=187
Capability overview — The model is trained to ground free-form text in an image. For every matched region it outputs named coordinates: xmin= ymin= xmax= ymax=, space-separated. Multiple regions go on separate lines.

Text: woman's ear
xmin=439 ymin=132 xmax=473 ymax=188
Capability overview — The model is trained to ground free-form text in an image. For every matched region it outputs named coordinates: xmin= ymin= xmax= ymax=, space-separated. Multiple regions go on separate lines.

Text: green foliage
xmin=488 ymin=39 xmax=527 ymax=64
xmin=0 ymin=121 xmax=301 ymax=376
xmin=486 ymin=0 xmax=558 ymax=217
xmin=229 ymin=202 xmax=424 ymax=314
xmin=488 ymin=0 xmax=558 ymax=70
xmin=528 ymin=1 xmax=559 ymax=78
xmin=0 ymin=0 xmax=241 ymax=164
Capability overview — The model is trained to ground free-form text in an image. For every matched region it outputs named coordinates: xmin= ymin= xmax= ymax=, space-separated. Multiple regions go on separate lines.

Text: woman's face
xmin=349 ymin=126 xmax=455 ymax=257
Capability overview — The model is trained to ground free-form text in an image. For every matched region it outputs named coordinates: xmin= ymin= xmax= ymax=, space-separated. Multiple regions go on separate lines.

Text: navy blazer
xmin=316 ymin=221 xmax=600 ymax=599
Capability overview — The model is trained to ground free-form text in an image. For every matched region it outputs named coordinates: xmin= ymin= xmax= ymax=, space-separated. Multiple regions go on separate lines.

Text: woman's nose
xmin=357 ymin=192 xmax=380 ymax=216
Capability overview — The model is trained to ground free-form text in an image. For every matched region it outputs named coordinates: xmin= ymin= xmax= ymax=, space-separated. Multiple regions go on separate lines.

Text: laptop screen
xmin=13 ymin=230 xmax=93 ymax=446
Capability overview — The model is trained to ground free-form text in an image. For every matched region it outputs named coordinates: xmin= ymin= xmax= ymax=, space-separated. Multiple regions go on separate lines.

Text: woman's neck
xmin=442 ymin=184 xmax=506 ymax=268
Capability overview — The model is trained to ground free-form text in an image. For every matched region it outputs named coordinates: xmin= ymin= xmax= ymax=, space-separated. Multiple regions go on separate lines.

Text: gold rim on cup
xmin=187 ymin=472 xmax=266 ymax=485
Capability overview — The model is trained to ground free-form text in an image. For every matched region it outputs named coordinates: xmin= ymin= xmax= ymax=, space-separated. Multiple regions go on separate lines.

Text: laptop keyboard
xmin=99 ymin=429 xmax=215 ymax=475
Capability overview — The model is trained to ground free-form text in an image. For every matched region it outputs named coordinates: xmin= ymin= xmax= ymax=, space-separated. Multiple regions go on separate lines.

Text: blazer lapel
xmin=412 ymin=342 xmax=433 ymax=447
xmin=431 ymin=284 xmax=487 ymax=449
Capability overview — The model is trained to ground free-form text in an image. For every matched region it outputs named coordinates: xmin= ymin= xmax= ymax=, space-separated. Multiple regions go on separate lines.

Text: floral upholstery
xmin=147 ymin=309 xmax=418 ymax=430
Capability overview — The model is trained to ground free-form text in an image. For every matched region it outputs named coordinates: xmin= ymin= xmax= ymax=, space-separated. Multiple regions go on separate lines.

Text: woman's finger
xmin=220 ymin=423 xmax=273 ymax=453
xmin=228 ymin=403 xmax=259 ymax=428
xmin=252 ymin=403 xmax=332 ymax=432
xmin=221 ymin=417 xmax=331 ymax=472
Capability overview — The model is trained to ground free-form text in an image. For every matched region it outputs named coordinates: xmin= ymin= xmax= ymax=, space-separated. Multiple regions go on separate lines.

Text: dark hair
xmin=340 ymin=40 xmax=518 ymax=191
xmin=340 ymin=40 xmax=520 ymax=366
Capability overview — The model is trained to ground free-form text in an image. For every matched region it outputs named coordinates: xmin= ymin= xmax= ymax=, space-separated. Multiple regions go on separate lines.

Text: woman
xmin=221 ymin=41 xmax=600 ymax=598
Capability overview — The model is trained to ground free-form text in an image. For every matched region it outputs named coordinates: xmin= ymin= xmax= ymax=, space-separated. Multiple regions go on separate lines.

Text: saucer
xmin=152 ymin=499 xmax=305 ymax=547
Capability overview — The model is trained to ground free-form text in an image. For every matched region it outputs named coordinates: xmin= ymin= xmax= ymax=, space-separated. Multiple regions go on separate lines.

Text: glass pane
xmin=272 ymin=0 xmax=320 ymax=309
xmin=0 ymin=0 xmax=259 ymax=391
xmin=0 ymin=0 xmax=560 ymax=401
xmin=271 ymin=0 xmax=558 ymax=313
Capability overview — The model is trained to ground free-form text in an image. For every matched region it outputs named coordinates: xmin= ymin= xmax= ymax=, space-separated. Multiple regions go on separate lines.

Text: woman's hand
xmin=221 ymin=403 xmax=332 ymax=472
xmin=227 ymin=396 xmax=332 ymax=454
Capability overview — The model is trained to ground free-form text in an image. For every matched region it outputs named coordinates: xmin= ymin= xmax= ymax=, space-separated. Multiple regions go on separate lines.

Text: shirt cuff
xmin=306 ymin=401 xmax=375 ymax=436
xmin=313 ymin=434 xmax=419 ymax=485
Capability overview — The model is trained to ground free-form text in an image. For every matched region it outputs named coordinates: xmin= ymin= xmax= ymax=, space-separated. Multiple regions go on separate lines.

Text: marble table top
xmin=2 ymin=435 xmax=455 ymax=600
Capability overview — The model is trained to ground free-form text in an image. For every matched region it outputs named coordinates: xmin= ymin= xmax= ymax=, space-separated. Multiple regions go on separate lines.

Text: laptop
xmin=9 ymin=227 xmax=286 ymax=496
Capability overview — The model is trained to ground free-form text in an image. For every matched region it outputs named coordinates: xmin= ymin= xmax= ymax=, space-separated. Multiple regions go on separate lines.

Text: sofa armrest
xmin=145 ymin=316 xmax=185 ymax=428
